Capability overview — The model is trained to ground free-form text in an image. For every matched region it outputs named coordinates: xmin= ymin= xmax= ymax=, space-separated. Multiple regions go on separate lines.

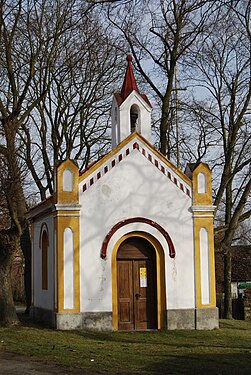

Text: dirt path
xmin=0 ymin=307 xmax=96 ymax=374
xmin=0 ymin=350 xmax=104 ymax=375
xmin=0 ymin=308 xmax=124 ymax=375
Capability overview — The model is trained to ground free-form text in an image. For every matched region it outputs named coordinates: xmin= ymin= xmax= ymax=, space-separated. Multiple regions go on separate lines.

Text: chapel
xmin=27 ymin=55 xmax=218 ymax=330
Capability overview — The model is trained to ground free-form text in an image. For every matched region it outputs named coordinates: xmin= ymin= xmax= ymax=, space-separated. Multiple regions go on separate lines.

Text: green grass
xmin=0 ymin=317 xmax=251 ymax=374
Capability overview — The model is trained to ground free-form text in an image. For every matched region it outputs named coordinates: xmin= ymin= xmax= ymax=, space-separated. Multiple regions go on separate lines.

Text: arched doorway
xmin=116 ymin=237 xmax=157 ymax=330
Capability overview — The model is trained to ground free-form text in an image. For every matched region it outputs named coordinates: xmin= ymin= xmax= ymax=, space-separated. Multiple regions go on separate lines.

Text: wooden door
xmin=117 ymin=238 xmax=157 ymax=330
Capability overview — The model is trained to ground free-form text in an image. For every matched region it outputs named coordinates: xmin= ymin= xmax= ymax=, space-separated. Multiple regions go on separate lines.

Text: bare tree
xmin=107 ymin=0 xmax=216 ymax=158
xmin=18 ymin=8 xmax=124 ymax=201
xmin=232 ymin=221 xmax=251 ymax=245
xmin=186 ymin=0 xmax=251 ymax=318
xmin=0 ymin=0 xmax=46 ymax=323
xmin=0 ymin=154 xmax=19 ymax=323
xmin=107 ymin=0 xmax=251 ymax=318
xmin=0 ymin=0 xmax=122 ymax=324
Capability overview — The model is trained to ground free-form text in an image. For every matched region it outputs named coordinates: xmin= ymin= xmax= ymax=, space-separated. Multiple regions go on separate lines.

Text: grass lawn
xmin=0 ymin=316 xmax=251 ymax=374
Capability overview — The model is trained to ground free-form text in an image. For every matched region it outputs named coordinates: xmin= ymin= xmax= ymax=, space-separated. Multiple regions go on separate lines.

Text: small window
xmin=130 ymin=104 xmax=140 ymax=133
xmin=41 ymin=230 xmax=48 ymax=290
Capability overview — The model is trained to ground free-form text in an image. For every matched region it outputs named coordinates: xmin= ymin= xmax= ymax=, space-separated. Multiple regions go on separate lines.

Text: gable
xmin=118 ymin=90 xmax=152 ymax=111
xmin=79 ymin=133 xmax=192 ymax=198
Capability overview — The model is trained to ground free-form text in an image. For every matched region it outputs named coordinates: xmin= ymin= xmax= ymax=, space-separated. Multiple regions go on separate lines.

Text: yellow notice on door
xmin=140 ymin=267 xmax=147 ymax=288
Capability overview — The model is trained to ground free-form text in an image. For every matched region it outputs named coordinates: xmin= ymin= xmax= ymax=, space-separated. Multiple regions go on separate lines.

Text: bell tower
xmin=111 ymin=55 xmax=152 ymax=148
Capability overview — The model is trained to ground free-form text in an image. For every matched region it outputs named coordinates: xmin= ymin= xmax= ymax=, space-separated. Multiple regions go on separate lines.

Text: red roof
xmin=120 ymin=55 xmax=139 ymax=100
xmin=115 ymin=55 xmax=152 ymax=108
xmin=28 ymin=195 xmax=53 ymax=212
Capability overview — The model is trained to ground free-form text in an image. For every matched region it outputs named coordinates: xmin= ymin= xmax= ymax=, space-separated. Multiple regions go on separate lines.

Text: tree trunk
xmin=159 ymin=46 xmax=178 ymax=157
xmin=0 ymin=231 xmax=19 ymax=325
xmin=20 ymin=228 xmax=32 ymax=314
xmin=222 ymin=171 xmax=233 ymax=318
xmin=0 ymin=122 xmax=28 ymax=322
xmin=160 ymin=90 xmax=173 ymax=157
xmin=223 ymin=249 xmax=232 ymax=319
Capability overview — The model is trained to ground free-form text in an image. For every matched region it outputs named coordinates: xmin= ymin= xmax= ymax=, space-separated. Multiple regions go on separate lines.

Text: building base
xmin=195 ymin=307 xmax=219 ymax=330
xmin=30 ymin=306 xmax=218 ymax=331
xmin=166 ymin=308 xmax=219 ymax=330
xmin=30 ymin=306 xmax=112 ymax=330
xmin=166 ymin=309 xmax=195 ymax=330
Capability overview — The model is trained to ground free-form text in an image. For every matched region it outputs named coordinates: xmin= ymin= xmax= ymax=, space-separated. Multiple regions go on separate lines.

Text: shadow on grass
xmin=5 ymin=313 xmax=251 ymax=375
xmin=17 ymin=312 xmax=251 ymax=345
xmin=219 ymin=320 xmax=249 ymax=330
xmin=141 ymin=352 xmax=251 ymax=375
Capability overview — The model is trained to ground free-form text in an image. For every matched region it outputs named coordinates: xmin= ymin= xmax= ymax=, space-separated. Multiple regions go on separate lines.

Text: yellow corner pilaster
xmin=53 ymin=159 xmax=80 ymax=313
xmin=192 ymin=162 xmax=216 ymax=309
xmin=55 ymin=212 xmax=80 ymax=313
xmin=194 ymin=215 xmax=216 ymax=308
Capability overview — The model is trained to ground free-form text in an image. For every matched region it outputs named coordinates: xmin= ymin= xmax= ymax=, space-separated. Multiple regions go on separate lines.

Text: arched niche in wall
xmin=200 ymin=227 xmax=210 ymax=305
xmin=39 ymin=224 xmax=49 ymax=291
xmin=198 ymin=172 xmax=206 ymax=193
xmin=63 ymin=227 xmax=74 ymax=310
xmin=130 ymin=104 xmax=140 ymax=133
xmin=63 ymin=169 xmax=73 ymax=192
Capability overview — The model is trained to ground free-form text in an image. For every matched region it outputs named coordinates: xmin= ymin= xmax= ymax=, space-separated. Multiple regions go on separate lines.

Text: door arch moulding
xmin=101 ymin=217 xmax=176 ymax=259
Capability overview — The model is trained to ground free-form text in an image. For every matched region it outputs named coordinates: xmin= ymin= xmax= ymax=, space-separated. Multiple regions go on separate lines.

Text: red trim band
xmin=101 ymin=217 xmax=175 ymax=259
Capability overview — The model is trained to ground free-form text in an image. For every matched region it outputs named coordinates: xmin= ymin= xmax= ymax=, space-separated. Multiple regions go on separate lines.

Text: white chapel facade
xmin=27 ymin=55 xmax=218 ymax=330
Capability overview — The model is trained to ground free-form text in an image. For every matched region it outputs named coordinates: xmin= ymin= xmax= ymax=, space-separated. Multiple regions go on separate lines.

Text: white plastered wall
xmin=33 ymin=214 xmax=55 ymax=310
xmin=79 ymin=141 xmax=195 ymax=313
xmin=111 ymin=97 xmax=120 ymax=148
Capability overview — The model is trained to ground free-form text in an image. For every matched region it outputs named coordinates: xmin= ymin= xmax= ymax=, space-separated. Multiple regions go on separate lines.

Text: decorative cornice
xmin=191 ymin=205 xmax=216 ymax=212
xmin=53 ymin=204 xmax=82 ymax=211
xmin=53 ymin=213 xmax=81 ymax=217
xmin=193 ymin=214 xmax=215 ymax=218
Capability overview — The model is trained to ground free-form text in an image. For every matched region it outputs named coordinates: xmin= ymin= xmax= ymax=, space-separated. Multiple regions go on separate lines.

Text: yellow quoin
xmin=54 ymin=160 xmax=80 ymax=313
xmin=190 ymin=163 xmax=216 ymax=308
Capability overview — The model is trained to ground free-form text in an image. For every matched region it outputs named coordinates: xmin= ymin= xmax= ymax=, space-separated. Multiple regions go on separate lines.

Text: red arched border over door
xmin=101 ymin=217 xmax=175 ymax=259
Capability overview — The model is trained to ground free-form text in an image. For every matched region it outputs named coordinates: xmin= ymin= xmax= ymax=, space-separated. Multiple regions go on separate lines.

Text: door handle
xmin=135 ymin=293 xmax=141 ymax=300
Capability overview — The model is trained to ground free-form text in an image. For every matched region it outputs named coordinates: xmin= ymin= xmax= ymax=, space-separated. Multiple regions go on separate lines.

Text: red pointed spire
xmin=120 ymin=55 xmax=140 ymax=100
xmin=113 ymin=55 xmax=152 ymax=108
